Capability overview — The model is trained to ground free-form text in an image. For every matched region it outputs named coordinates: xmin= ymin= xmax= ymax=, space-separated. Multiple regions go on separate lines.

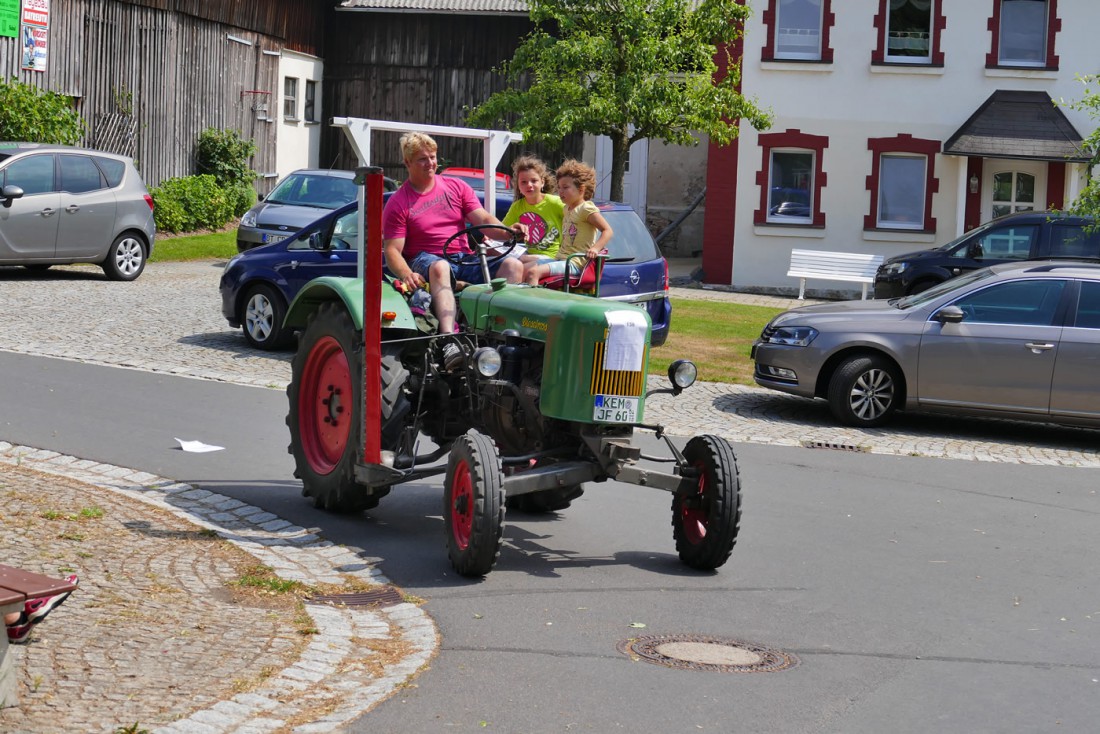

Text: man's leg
xmin=494 ymin=257 xmax=523 ymax=283
xmin=427 ymin=259 xmax=457 ymax=334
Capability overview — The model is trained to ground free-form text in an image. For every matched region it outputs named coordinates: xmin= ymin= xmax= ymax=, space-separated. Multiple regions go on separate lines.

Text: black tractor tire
xmin=672 ymin=435 xmax=741 ymax=571
xmin=444 ymin=430 xmax=506 ymax=577
xmin=506 ymin=485 xmax=584 ymax=513
xmin=286 ymin=302 xmax=409 ymax=513
xmin=101 ymin=232 xmax=146 ymax=281
xmin=827 ymin=354 xmax=901 ymax=427
xmin=241 ymin=284 xmax=293 ymax=350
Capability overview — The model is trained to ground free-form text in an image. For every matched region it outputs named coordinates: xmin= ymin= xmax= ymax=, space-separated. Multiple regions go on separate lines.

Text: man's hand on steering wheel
xmin=442 ymin=223 xmax=523 ymax=267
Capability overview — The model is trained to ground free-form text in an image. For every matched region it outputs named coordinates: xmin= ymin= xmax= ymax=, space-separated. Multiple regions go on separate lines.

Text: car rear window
xmin=602 ymin=210 xmax=660 ymax=262
xmin=1049 ymin=224 xmax=1100 ymax=259
xmin=94 ymin=156 xmax=126 ymax=187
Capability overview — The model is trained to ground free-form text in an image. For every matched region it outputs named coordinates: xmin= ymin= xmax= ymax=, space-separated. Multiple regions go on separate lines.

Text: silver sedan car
xmin=751 ymin=261 xmax=1100 ymax=428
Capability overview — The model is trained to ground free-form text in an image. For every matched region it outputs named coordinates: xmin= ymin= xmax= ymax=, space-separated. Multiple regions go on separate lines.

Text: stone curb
xmin=0 ymin=442 xmax=438 ymax=734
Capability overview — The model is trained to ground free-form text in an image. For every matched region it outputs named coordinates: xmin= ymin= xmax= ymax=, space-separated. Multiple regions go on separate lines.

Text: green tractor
xmin=283 ymin=171 xmax=741 ymax=577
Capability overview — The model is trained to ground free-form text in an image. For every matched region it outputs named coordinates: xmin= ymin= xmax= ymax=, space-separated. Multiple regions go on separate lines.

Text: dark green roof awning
xmin=944 ymin=90 xmax=1090 ymax=163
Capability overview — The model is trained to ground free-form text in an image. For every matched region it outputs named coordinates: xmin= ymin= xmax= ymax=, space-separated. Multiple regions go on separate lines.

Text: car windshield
xmin=601 ymin=210 xmax=660 ymax=262
xmin=894 ymin=267 xmax=997 ymax=309
xmin=265 ymin=173 xmax=357 ymax=208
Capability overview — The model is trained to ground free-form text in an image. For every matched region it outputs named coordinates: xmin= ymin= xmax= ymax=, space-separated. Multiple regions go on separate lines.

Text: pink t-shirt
xmin=382 ymin=177 xmax=482 ymax=257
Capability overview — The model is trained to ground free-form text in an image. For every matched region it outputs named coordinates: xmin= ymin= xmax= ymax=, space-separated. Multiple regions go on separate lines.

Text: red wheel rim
xmin=299 ymin=336 xmax=353 ymax=475
xmin=681 ymin=466 xmax=708 ymax=545
xmin=451 ymin=461 xmax=474 ymax=550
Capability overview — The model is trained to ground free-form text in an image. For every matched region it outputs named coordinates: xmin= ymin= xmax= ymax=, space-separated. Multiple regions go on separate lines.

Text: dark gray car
xmin=752 ymin=260 xmax=1100 ymax=428
xmin=236 ymin=169 xmax=396 ymax=253
xmin=0 ymin=142 xmax=156 ymax=280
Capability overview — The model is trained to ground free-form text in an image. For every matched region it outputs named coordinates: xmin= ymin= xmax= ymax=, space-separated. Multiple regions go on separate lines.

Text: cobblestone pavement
xmin=1 ymin=259 xmax=1098 ymax=732
xmin=0 ymin=445 xmax=436 ymax=733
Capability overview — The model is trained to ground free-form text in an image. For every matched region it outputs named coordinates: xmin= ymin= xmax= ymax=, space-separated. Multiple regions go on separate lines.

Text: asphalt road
xmin=2 ymin=351 xmax=1098 ymax=732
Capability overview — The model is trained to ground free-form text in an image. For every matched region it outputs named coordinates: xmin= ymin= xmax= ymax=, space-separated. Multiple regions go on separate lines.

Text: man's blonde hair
xmin=400 ymin=132 xmax=438 ymax=162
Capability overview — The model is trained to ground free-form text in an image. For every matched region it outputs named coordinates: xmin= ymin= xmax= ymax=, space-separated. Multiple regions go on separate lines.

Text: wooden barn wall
xmin=0 ymin=0 xmax=316 ymax=187
xmin=322 ymin=11 xmax=582 ymax=182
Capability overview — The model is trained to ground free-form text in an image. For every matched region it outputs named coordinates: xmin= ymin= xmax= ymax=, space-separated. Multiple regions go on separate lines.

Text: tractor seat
xmin=538 ymin=251 xmax=607 ymax=293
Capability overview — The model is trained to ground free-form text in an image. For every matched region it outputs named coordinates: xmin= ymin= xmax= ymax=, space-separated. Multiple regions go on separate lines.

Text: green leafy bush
xmin=195 ymin=128 xmax=258 ymax=219
xmin=0 ymin=77 xmax=85 ymax=144
xmin=150 ymin=175 xmax=234 ymax=233
xmin=225 ymin=180 xmax=257 ymax=218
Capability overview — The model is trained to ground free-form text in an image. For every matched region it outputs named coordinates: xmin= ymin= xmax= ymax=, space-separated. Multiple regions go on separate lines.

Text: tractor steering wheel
xmin=442 ymin=224 xmax=521 ymax=269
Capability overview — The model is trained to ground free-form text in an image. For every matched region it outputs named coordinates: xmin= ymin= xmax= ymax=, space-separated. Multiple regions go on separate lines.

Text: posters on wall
xmin=20 ymin=0 xmax=49 ymax=72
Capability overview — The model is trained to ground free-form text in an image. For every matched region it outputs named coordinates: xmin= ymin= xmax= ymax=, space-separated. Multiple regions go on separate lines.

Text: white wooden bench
xmin=787 ymin=249 xmax=885 ymax=300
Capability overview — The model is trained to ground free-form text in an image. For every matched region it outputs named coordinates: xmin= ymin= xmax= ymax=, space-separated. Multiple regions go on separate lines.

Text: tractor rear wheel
xmin=287 ymin=302 xmax=408 ymax=513
xmin=672 ymin=435 xmax=741 ymax=571
xmin=445 ymin=430 xmax=506 ymax=577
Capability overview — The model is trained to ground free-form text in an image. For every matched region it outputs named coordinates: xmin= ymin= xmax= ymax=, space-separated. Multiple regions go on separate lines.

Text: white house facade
xmin=702 ymin=0 xmax=1095 ymax=296
xmin=275 ymin=49 xmax=325 ymax=181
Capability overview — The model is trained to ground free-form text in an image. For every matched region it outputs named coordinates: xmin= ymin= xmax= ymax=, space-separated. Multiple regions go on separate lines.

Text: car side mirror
xmin=933 ymin=305 xmax=965 ymax=324
xmin=967 ymin=242 xmax=984 ymax=259
xmin=308 ymin=231 xmax=328 ymax=251
xmin=1 ymin=184 xmax=25 ymax=208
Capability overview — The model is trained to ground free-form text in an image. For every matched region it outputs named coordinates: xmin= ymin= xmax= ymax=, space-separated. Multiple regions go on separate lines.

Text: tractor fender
xmin=284 ymin=276 xmax=418 ymax=332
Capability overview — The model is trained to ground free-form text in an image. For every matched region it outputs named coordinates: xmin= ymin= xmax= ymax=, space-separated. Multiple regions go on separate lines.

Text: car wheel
xmin=241 ymin=284 xmax=293 ymax=350
xmin=101 ymin=233 xmax=146 ymax=281
xmin=827 ymin=355 xmax=901 ymax=427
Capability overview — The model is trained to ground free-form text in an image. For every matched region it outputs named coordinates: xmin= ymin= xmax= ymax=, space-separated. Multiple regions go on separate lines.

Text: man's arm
xmin=468 ymin=207 xmax=526 ymax=240
xmin=384 ymin=237 xmax=424 ymax=288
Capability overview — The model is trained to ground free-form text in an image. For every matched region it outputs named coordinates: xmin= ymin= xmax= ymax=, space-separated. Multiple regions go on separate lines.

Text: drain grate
xmin=308 ymin=586 xmax=405 ymax=609
xmin=618 ymin=634 xmax=798 ymax=673
xmin=801 ymin=440 xmax=869 ymax=452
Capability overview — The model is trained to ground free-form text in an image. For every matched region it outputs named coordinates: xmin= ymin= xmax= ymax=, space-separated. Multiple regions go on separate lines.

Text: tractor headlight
xmin=472 ymin=347 xmax=502 ymax=378
xmin=668 ymin=359 xmax=697 ymax=390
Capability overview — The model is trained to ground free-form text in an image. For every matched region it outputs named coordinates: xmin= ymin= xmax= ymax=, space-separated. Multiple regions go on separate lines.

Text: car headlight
xmin=241 ymin=211 xmax=257 ymax=228
xmin=765 ymin=326 xmax=819 ymax=347
xmin=884 ymin=262 xmax=908 ymax=275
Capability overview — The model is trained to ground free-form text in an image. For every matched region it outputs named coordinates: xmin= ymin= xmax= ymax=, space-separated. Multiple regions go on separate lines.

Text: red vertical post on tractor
xmin=362 ymin=167 xmax=385 ymax=465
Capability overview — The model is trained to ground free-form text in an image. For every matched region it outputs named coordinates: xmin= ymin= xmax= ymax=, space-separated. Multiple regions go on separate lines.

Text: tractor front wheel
xmin=672 ymin=435 xmax=742 ymax=571
xmin=445 ymin=430 xmax=506 ymax=577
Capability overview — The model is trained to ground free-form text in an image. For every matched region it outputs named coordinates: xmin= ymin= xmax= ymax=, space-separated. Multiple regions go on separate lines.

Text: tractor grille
xmin=590 ymin=341 xmax=645 ymax=397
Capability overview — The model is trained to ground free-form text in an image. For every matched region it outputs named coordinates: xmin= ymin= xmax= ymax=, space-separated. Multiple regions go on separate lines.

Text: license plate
xmin=263 ymin=233 xmax=287 ymax=244
xmin=593 ymin=395 xmax=638 ymax=423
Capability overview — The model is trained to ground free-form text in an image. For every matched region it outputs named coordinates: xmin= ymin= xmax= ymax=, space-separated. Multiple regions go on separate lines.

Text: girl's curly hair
xmin=555 ymin=159 xmax=596 ymax=200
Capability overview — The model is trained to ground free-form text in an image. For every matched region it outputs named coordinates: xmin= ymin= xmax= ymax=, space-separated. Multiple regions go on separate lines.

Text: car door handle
xmin=290 ymin=260 xmax=300 ymax=269
xmin=1025 ymin=342 xmax=1054 ymax=353
xmin=65 ymin=205 xmax=80 ymax=213
xmin=40 ymin=208 xmax=56 ymax=217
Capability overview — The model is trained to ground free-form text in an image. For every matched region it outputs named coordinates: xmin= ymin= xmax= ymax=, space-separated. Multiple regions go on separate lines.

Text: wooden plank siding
xmin=0 ymin=0 xmax=319 ymax=187
xmin=321 ymin=10 xmax=581 ymax=181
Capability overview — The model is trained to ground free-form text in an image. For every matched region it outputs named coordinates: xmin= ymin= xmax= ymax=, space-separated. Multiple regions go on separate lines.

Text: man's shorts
xmin=409 ymin=251 xmax=515 ymax=285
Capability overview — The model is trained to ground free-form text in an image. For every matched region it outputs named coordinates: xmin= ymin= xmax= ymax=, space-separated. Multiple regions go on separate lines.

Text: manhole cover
xmin=801 ymin=440 xmax=869 ymax=452
xmin=308 ymin=586 xmax=405 ymax=609
xmin=618 ymin=634 xmax=798 ymax=673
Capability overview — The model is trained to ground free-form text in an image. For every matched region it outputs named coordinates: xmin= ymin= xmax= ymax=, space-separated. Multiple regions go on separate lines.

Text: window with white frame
xmin=304 ymin=80 xmax=317 ymax=123
xmin=886 ymin=0 xmax=933 ymax=62
xmin=999 ymin=0 xmax=1047 ymax=66
xmin=768 ymin=150 xmax=814 ymax=223
xmin=877 ymin=154 xmax=926 ymax=228
xmin=991 ymin=171 xmax=1035 ymax=218
xmin=775 ymin=0 xmax=824 ymax=60
xmin=283 ymin=77 xmax=299 ymax=120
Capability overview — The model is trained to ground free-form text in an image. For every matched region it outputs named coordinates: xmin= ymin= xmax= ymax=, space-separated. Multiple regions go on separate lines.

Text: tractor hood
xmin=459 ymin=282 xmax=653 ymax=343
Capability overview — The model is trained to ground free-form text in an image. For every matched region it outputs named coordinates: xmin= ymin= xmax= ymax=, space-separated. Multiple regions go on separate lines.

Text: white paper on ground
xmin=174 ymin=437 xmax=225 ymax=453
xmin=604 ymin=310 xmax=647 ymax=372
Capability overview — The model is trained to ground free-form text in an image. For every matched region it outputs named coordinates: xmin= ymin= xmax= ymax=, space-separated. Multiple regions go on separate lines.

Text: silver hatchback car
xmin=752 ymin=261 xmax=1100 ymax=428
xmin=0 ymin=143 xmax=156 ymax=280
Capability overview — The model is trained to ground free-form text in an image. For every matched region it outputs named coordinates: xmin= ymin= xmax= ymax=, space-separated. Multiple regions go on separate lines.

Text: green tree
xmin=467 ymin=0 xmax=771 ymax=202
xmin=1060 ymin=75 xmax=1100 ymax=223
xmin=0 ymin=77 xmax=85 ymax=145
